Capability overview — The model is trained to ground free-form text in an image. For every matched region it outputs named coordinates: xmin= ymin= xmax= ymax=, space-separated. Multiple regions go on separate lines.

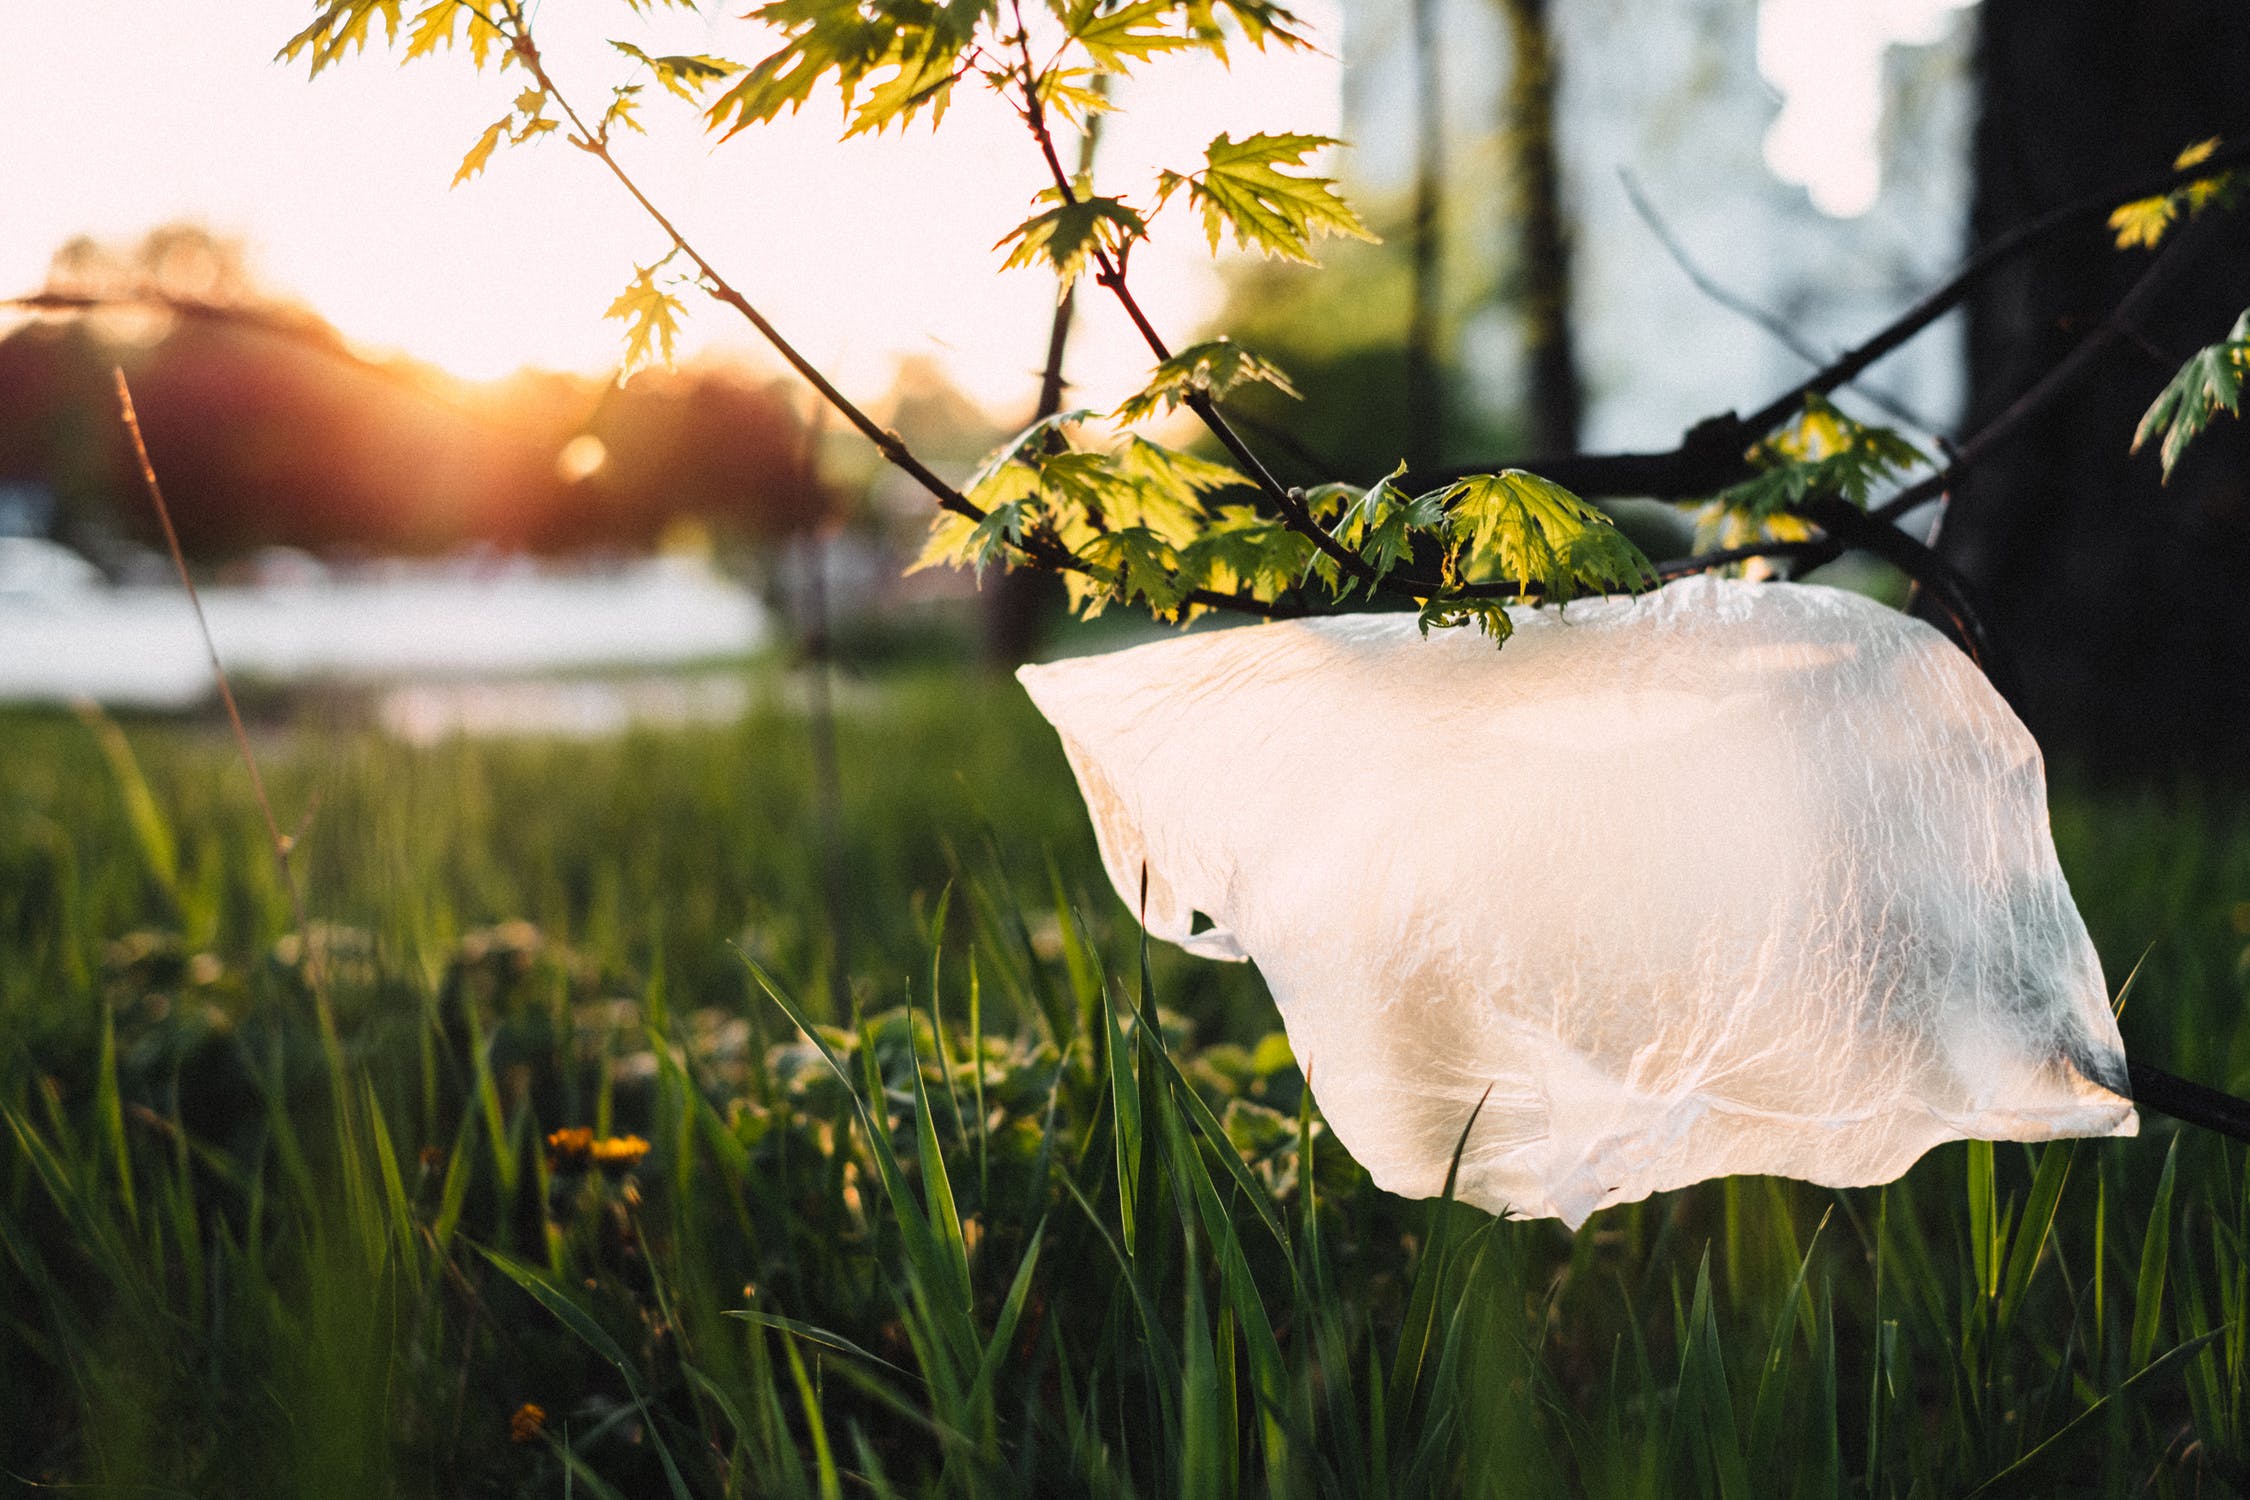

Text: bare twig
xmin=113 ymin=369 xmax=339 ymax=1043
xmin=500 ymin=19 xmax=1285 ymax=621
xmin=1618 ymin=171 xmax=1945 ymax=440
xmin=1738 ymin=137 xmax=2250 ymax=437
xmin=1871 ymin=213 xmax=2220 ymax=525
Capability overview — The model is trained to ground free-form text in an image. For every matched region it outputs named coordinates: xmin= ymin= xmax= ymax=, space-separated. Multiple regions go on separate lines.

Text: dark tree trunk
xmin=1500 ymin=0 xmax=1580 ymax=454
xmin=1404 ymin=0 xmax=1445 ymax=473
xmin=1946 ymin=0 xmax=2250 ymax=777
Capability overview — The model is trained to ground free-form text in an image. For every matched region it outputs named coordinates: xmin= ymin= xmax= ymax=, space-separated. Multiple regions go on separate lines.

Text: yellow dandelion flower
xmin=509 ymin=1402 xmax=547 ymax=1444
xmin=590 ymin=1134 xmax=651 ymax=1171
xmin=545 ymin=1127 xmax=594 ymax=1173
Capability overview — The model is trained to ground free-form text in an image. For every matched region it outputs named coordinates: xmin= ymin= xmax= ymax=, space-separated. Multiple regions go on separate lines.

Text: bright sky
xmin=1 ymin=2 xmax=1964 ymax=418
xmin=1759 ymin=0 xmax=1977 ymax=217
xmin=0 ymin=2 xmax=1342 ymax=413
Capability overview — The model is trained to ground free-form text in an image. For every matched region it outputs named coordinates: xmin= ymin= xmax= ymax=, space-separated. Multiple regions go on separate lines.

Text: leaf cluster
xmin=1696 ymin=394 xmax=1924 ymax=551
xmin=2108 ymin=137 xmax=2240 ymax=251
xmin=2134 ymin=307 xmax=2250 ymax=478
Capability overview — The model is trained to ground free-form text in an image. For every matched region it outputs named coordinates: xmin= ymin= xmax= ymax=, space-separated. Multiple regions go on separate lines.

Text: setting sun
xmin=3 ymin=1 xmax=1343 ymax=410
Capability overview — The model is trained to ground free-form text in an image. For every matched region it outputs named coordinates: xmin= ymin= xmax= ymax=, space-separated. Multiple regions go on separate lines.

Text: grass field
xmin=5 ymin=654 xmax=2250 ymax=1496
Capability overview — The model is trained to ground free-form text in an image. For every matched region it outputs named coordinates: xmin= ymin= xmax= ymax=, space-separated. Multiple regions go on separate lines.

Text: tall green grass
xmin=4 ymin=673 xmax=2250 ymax=1494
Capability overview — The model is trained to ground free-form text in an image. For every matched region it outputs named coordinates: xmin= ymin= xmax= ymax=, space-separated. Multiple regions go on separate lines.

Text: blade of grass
xmin=478 ymin=1246 xmax=695 ymax=1500
xmin=2130 ymin=1135 xmax=2180 ymax=1369
xmin=1966 ymin=1328 xmax=2225 ymax=1497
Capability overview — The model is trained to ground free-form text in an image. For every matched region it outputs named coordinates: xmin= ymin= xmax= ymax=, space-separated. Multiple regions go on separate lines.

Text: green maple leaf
xmin=403 ymin=1 xmax=504 ymax=64
xmin=1112 ymin=337 xmax=1298 ymax=424
xmin=961 ymin=410 xmax=1098 ymax=497
xmin=1175 ymin=505 xmax=1313 ymax=602
xmin=1433 ymin=470 xmax=1653 ymax=603
xmin=2135 ymin=308 xmax=2250 ymax=479
xmin=1330 ymin=463 xmax=1442 ymax=590
xmin=1082 ymin=525 xmax=1185 ymax=612
xmin=1184 ymin=0 xmax=1311 ymax=54
xmin=995 ymin=193 xmax=1148 ymax=285
xmin=1067 ymin=0 xmax=1194 ymax=71
xmin=1697 ymin=395 xmax=1926 ymax=550
xmin=1159 ymin=133 xmax=1376 ymax=263
xmin=1415 ymin=596 xmax=1515 ymax=646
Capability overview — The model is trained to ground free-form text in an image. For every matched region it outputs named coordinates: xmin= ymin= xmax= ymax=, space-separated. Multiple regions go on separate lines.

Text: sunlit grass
xmin=3 ymin=669 xmax=2249 ymax=1494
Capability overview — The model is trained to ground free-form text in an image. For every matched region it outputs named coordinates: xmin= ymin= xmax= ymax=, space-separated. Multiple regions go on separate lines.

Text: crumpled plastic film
xmin=1018 ymin=575 xmax=2137 ymax=1227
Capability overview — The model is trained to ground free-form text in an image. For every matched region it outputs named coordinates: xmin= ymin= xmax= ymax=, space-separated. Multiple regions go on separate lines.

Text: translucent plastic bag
xmin=1019 ymin=576 xmax=2136 ymax=1226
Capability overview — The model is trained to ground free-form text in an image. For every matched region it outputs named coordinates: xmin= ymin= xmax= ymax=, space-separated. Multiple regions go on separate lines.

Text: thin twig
xmin=1004 ymin=3 xmax=1405 ymax=596
xmin=501 ymin=19 xmax=1283 ymax=621
xmin=113 ymin=368 xmax=337 ymax=1037
xmin=1738 ymin=138 xmax=2250 ymax=437
xmin=1870 ymin=211 xmax=2219 ymax=525
xmin=1618 ymin=170 xmax=1945 ymax=440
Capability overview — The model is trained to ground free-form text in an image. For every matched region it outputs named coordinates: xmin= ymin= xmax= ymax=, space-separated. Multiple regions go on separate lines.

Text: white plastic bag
xmin=1019 ymin=576 xmax=2136 ymax=1226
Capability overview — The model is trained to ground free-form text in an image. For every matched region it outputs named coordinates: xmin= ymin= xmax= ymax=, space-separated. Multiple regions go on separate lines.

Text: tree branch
xmin=1438 ymin=139 xmax=2250 ymax=500
xmin=505 ymin=22 xmax=1286 ymax=621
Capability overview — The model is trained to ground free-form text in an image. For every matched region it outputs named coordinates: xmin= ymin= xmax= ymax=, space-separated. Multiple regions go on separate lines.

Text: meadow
xmin=4 ymin=643 xmax=2250 ymax=1496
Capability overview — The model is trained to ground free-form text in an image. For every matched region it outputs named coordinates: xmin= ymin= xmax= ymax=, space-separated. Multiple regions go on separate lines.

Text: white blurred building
xmin=1337 ymin=0 xmax=1977 ymax=452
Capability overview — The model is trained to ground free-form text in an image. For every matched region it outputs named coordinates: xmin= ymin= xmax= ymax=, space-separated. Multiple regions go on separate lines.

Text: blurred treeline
xmin=0 ymin=226 xmax=837 ymax=566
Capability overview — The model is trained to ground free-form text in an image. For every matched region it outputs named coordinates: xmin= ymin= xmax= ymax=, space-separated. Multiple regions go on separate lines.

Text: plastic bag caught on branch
xmin=1019 ymin=576 xmax=2135 ymax=1227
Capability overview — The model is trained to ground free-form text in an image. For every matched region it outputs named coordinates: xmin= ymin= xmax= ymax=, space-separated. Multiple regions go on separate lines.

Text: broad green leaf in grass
xmin=995 ymin=192 xmax=1149 ymax=286
xmin=1113 ymin=337 xmax=1299 ymax=424
xmin=726 ymin=1310 xmax=920 ymax=1381
xmin=605 ymin=264 xmax=687 ymax=375
xmin=2134 ymin=308 xmax=2250 ymax=479
xmin=1158 ymin=132 xmax=1376 ymax=263
xmin=1996 ymin=1140 xmax=2077 ymax=1339
xmin=480 ymin=1248 xmax=696 ymax=1500
xmin=1385 ymin=1084 xmax=1490 ymax=1432
xmin=1966 ymin=1329 xmax=2225 ymax=1497
xmin=1748 ymin=1207 xmax=1833 ymax=1468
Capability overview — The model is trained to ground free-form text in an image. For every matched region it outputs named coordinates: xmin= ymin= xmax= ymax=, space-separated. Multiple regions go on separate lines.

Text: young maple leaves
xmin=282 ymin=0 xmax=1661 ymax=641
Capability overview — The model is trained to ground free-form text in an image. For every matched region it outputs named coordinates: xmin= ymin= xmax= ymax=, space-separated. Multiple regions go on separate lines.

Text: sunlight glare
xmin=0 ymin=2 xmax=1342 ymax=415
xmin=1757 ymin=0 xmax=1975 ymax=218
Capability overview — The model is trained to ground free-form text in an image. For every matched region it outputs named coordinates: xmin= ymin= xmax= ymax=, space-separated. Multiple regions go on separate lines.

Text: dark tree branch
xmin=1736 ymin=137 xmax=2250 ymax=436
xmin=1872 ymin=213 xmax=2220 ymax=525
xmin=1436 ymin=139 xmax=2250 ymax=500
xmin=1618 ymin=171 xmax=1946 ymax=440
